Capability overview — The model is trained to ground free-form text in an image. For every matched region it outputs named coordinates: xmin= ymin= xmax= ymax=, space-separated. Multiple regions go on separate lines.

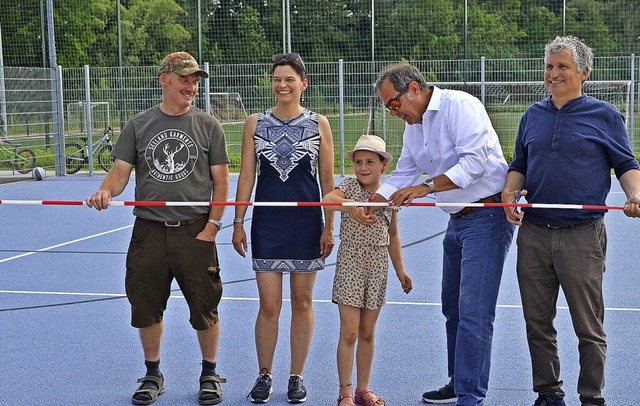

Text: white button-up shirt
xmin=377 ymin=86 xmax=508 ymax=213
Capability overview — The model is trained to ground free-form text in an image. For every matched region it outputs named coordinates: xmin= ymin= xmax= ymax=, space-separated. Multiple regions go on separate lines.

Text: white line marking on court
xmin=0 ymin=225 xmax=133 ymax=264
xmin=0 ymin=196 xmax=242 ymax=266
xmin=0 ymin=290 xmax=126 ymax=297
xmin=1 ymin=291 xmax=639 ymax=312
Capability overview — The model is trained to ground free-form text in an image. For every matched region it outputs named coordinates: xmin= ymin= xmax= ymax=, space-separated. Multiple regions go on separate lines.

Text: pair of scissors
xmin=514 ymin=189 xmax=522 ymax=214
xmin=364 ymin=194 xmax=376 ymax=216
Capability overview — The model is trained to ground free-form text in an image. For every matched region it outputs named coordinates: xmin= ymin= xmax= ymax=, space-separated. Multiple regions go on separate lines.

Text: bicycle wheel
xmin=65 ymin=142 xmax=85 ymax=174
xmin=14 ymin=148 xmax=37 ymax=174
xmin=97 ymin=144 xmax=114 ymax=172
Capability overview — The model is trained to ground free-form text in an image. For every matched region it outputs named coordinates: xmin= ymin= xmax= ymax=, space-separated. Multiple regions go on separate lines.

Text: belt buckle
xmin=458 ymin=207 xmax=472 ymax=217
xmin=164 ymin=221 xmax=181 ymax=227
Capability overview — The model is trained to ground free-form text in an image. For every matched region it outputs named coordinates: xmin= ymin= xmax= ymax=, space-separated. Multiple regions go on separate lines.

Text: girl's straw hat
xmin=346 ymin=134 xmax=393 ymax=163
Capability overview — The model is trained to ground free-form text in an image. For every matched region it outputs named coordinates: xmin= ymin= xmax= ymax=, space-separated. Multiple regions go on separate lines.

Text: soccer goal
xmin=428 ymin=80 xmax=631 ymax=111
xmin=476 ymin=80 xmax=633 ymax=129
xmin=209 ymin=92 xmax=248 ymax=124
xmin=360 ymin=80 xmax=633 ymax=160
xmin=65 ymin=101 xmax=111 ymax=134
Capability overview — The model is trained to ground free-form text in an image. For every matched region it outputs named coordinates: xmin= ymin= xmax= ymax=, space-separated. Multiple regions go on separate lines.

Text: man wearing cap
xmin=365 ymin=63 xmax=515 ymax=406
xmin=87 ymin=51 xmax=229 ymax=405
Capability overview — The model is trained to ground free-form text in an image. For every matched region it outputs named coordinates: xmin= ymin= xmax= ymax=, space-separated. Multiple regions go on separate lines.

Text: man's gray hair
xmin=545 ymin=35 xmax=593 ymax=73
xmin=375 ymin=63 xmax=428 ymax=94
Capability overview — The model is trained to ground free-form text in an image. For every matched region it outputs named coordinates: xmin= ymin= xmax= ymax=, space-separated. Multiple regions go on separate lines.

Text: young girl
xmin=322 ymin=134 xmax=412 ymax=406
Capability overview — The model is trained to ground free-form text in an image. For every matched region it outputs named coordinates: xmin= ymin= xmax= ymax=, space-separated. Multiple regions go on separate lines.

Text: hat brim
xmin=174 ymin=68 xmax=209 ymax=78
xmin=346 ymin=147 xmax=393 ymax=163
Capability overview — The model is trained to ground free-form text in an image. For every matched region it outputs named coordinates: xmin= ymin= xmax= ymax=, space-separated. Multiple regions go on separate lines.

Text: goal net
xmin=65 ymin=101 xmax=111 ymax=134
xmin=364 ymin=80 xmax=632 ymax=144
xmin=209 ymin=92 xmax=248 ymax=124
xmin=440 ymin=80 xmax=632 ymax=113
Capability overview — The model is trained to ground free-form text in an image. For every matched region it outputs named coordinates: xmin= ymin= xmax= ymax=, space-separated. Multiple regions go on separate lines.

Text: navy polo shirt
xmin=509 ymin=94 xmax=639 ymax=226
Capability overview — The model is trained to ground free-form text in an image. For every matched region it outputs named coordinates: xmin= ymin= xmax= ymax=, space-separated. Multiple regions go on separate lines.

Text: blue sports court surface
xmin=1 ymin=174 xmax=639 ymax=405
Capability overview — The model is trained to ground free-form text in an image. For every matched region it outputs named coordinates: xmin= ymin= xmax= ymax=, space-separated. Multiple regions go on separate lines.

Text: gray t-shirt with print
xmin=112 ymin=105 xmax=229 ymax=222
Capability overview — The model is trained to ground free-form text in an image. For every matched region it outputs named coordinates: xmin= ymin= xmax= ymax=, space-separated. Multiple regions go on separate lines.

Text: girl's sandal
xmin=354 ymin=388 xmax=385 ymax=406
xmin=337 ymin=394 xmax=356 ymax=406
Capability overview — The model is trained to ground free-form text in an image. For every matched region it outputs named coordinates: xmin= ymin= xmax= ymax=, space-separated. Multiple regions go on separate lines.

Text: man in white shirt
xmin=369 ymin=63 xmax=515 ymax=406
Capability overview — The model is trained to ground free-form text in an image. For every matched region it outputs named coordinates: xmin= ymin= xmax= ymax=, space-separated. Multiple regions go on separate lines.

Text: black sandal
xmin=198 ymin=374 xmax=227 ymax=405
xmin=132 ymin=374 xmax=165 ymax=405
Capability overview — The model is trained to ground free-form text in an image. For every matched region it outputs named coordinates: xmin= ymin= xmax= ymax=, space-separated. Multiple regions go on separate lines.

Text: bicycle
xmin=65 ymin=126 xmax=115 ymax=174
xmin=0 ymin=138 xmax=37 ymax=174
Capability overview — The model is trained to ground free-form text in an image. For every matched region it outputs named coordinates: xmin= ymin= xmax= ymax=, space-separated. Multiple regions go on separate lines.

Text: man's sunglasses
xmin=272 ymin=53 xmax=307 ymax=73
xmin=385 ymin=85 xmax=409 ymax=111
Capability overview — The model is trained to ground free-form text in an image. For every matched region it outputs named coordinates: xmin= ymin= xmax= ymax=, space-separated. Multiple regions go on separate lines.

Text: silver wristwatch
xmin=207 ymin=218 xmax=222 ymax=230
xmin=423 ymin=178 xmax=436 ymax=194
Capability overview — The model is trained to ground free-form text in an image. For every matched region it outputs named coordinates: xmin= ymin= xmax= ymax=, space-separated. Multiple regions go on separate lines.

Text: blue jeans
xmin=441 ymin=208 xmax=514 ymax=406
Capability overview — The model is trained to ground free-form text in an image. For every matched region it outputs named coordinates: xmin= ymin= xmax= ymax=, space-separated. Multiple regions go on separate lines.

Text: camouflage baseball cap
xmin=158 ymin=52 xmax=209 ymax=78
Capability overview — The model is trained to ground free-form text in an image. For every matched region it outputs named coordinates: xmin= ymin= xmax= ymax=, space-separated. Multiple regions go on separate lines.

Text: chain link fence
xmin=1 ymin=57 xmax=638 ymax=179
xmin=1 ymin=1 xmax=639 ymax=179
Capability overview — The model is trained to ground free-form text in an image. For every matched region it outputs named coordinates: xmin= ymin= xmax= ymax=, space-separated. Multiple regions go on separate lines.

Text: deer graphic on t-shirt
xmin=159 ymin=143 xmax=186 ymax=173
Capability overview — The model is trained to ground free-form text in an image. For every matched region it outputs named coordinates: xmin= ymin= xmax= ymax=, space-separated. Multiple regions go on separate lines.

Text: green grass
xmin=4 ymin=107 xmax=640 ymax=175
xmin=115 ymin=110 xmax=640 ymax=173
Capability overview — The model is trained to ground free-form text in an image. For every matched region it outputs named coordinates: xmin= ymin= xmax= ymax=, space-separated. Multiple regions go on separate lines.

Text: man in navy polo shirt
xmin=502 ymin=36 xmax=640 ymax=406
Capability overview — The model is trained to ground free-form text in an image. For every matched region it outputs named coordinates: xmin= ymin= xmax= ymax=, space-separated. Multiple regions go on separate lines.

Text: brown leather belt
xmin=450 ymin=193 xmax=501 ymax=219
xmin=146 ymin=214 xmax=208 ymax=227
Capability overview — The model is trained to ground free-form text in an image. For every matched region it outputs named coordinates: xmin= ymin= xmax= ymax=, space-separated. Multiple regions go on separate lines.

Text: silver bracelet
xmin=233 ymin=218 xmax=244 ymax=224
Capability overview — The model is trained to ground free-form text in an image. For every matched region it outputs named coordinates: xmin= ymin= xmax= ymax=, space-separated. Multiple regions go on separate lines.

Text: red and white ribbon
xmin=0 ymin=199 xmax=624 ymax=210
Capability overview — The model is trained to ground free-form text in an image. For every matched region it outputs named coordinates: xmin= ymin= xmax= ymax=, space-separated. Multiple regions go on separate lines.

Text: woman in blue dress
xmin=232 ymin=53 xmax=335 ymax=404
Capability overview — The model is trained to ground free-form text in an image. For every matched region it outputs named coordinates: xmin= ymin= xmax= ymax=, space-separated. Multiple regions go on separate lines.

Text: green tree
xmin=602 ymin=0 xmax=640 ymax=55
xmin=457 ymin=2 xmax=525 ymax=60
xmin=205 ymin=0 xmax=265 ymax=64
xmin=288 ymin=0 xmax=363 ymax=62
xmin=517 ymin=4 xmax=561 ymax=59
xmin=564 ymin=0 xmax=616 ymax=57
xmin=225 ymin=6 xmax=272 ymax=63
xmin=378 ymin=0 xmax=459 ymax=61
xmin=477 ymin=0 xmax=522 ymax=22
xmin=85 ymin=0 xmax=119 ymax=66
xmin=262 ymin=1 xmax=286 ymax=54
xmin=0 ymin=3 xmax=44 ymax=67
xmin=52 ymin=0 xmax=101 ymax=67
xmin=127 ymin=0 xmax=191 ymax=65
xmin=340 ymin=0 xmax=377 ymax=61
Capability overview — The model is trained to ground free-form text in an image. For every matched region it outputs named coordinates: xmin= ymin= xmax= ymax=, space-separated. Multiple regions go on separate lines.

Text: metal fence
xmin=0 ymin=56 xmax=638 ymax=179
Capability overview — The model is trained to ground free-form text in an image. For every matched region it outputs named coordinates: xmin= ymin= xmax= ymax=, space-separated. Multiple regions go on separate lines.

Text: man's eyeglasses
xmin=385 ymin=85 xmax=409 ymax=111
xmin=272 ymin=53 xmax=307 ymax=73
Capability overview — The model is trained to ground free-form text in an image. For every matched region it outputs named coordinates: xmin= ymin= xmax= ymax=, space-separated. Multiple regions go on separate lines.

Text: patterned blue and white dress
xmin=251 ymin=108 xmax=325 ymax=272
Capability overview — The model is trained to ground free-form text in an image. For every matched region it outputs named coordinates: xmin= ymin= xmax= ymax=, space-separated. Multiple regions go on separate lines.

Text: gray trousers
xmin=516 ymin=219 xmax=607 ymax=406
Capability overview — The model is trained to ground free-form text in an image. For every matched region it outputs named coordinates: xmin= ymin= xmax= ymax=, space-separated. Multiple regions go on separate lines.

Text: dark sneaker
xmin=422 ymin=384 xmax=457 ymax=404
xmin=533 ymin=395 xmax=566 ymax=406
xmin=287 ymin=375 xmax=307 ymax=403
xmin=247 ymin=373 xmax=273 ymax=403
